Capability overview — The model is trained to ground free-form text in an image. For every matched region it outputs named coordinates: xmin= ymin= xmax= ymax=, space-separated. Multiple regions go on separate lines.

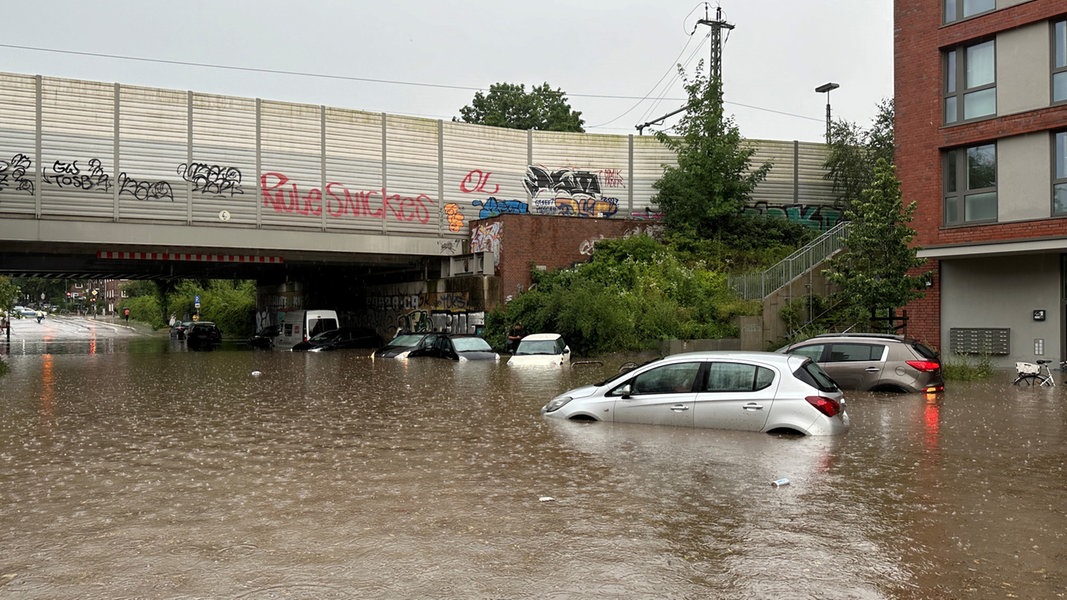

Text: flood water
xmin=1 ymin=324 xmax=1065 ymax=598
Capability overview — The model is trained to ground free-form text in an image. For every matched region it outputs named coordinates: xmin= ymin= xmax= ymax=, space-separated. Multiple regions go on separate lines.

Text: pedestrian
xmin=123 ymin=307 xmax=130 ymax=323
xmin=506 ymin=322 xmax=525 ymax=354
xmin=35 ymin=309 xmax=44 ymax=324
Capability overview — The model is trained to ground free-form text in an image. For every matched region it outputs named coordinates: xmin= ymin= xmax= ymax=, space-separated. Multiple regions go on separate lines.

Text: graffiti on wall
xmin=43 ymin=159 xmax=111 ymax=193
xmin=260 ymin=171 xmax=435 ymax=224
xmin=742 ymin=202 xmax=844 ymax=232
xmin=0 ymin=153 xmax=34 ymax=195
xmin=471 ymin=221 xmax=503 ymax=261
xmin=178 ymin=162 xmax=244 ymax=198
xmin=462 ymin=166 xmax=621 ymax=220
xmin=578 ymin=225 xmax=663 ymax=256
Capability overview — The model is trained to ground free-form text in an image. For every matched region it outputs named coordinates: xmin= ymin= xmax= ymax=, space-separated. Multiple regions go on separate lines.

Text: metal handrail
xmin=728 ymin=221 xmax=850 ymax=300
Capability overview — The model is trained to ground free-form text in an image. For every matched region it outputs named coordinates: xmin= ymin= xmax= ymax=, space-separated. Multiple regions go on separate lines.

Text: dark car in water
xmin=373 ymin=332 xmax=437 ymax=359
xmin=185 ymin=321 xmax=223 ymax=349
xmin=408 ymin=334 xmax=499 ymax=361
xmin=170 ymin=320 xmax=194 ymax=340
xmin=291 ymin=326 xmax=382 ymax=352
xmin=248 ymin=325 xmax=280 ymax=349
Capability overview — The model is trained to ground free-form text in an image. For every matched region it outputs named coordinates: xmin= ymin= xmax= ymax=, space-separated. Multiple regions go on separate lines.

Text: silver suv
xmin=779 ymin=333 xmax=944 ymax=393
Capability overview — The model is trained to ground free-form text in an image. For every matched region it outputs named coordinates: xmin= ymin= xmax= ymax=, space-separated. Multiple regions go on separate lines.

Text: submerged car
xmin=779 ymin=333 xmax=944 ymax=393
xmin=248 ymin=325 xmax=280 ymax=349
xmin=507 ymin=333 xmax=570 ymax=367
xmin=373 ymin=332 xmax=436 ymax=358
xmin=185 ymin=321 xmax=222 ymax=349
xmin=292 ymin=327 xmax=382 ymax=352
xmin=408 ymin=334 xmax=499 ymax=361
xmin=541 ymin=351 xmax=848 ymax=436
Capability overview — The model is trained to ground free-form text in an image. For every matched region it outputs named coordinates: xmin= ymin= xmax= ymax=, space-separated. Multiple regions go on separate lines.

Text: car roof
xmin=520 ymin=333 xmax=563 ymax=342
xmin=810 ymin=333 xmax=909 ymax=342
xmin=657 ymin=350 xmax=805 ymax=366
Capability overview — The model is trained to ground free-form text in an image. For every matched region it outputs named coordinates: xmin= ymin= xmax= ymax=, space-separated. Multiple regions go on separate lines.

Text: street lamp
xmin=815 ymin=82 xmax=840 ymax=142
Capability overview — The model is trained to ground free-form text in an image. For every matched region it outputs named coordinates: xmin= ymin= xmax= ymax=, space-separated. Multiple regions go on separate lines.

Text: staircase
xmin=728 ymin=221 xmax=850 ymax=300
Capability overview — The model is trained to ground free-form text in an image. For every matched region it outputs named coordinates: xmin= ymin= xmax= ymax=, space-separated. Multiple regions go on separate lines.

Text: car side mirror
xmin=563 ymin=346 xmax=571 ymax=354
xmin=620 ymin=383 xmax=632 ymax=399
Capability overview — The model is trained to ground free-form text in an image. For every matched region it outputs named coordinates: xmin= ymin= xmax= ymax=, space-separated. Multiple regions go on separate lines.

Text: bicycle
xmin=1012 ymin=359 xmax=1067 ymax=386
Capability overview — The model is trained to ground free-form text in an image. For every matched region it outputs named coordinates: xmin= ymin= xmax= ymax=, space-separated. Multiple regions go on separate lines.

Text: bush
xmin=942 ymin=353 xmax=995 ymax=381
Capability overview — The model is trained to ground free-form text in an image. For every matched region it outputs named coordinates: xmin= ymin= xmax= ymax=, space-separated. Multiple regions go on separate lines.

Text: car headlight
xmin=542 ymin=396 xmax=573 ymax=413
xmin=309 ymin=347 xmax=324 ymax=353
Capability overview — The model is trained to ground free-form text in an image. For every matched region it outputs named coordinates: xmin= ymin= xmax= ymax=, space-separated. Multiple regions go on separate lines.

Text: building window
xmin=1055 ymin=21 xmax=1067 ymax=104
xmin=945 ymin=40 xmax=996 ymax=124
xmin=1055 ymin=132 xmax=1067 ymax=215
xmin=944 ymin=144 xmax=997 ymax=225
xmin=944 ymin=0 xmax=995 ymax=24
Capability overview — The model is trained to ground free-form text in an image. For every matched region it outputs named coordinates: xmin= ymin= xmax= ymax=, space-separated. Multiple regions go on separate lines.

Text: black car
xmin=408 ymin=334 xmax=499 ymax=361
xmin=292 ymin=327 xmax=382 ymax=352
xmin=373 ymin=332 xmax=436 ymax=358
xmin=248 ymin=325 xmax=280 ymax=349
xmin=185 ymin=321 xmax=223 ymax=349
xmin=170 ymin=320 xmax=194 ymax=340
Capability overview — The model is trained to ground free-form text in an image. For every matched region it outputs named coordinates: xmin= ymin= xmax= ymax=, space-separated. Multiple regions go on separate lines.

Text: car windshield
xmin=515 ymin=340 xmax=560 ymax=355
xmin=386 ymin=334 xmax=424 ymax=347
xmin=452 ymin=337 xmax=492 ymax=352
xmin=310 ymin=329 xmax=343 ymax=342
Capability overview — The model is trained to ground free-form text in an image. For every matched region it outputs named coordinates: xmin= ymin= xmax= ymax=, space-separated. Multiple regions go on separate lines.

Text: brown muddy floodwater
xmin=0 ymin=333 xmax=1065 ymax=599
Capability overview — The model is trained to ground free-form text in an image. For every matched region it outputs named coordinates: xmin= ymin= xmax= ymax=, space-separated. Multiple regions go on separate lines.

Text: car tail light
xmin=906 ymin=360 xmax=941 ymax=372
xmin=806 ymin=395 xmax=841 ymax=418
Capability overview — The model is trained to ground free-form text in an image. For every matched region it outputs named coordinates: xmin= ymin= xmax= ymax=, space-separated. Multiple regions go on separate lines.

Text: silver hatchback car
xmin=541 ymin=351 xmax=849 ymax=436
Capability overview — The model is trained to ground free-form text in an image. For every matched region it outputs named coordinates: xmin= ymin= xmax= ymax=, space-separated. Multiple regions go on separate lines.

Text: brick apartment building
xmin=897 ymin=0 xmax=1067 ymax=366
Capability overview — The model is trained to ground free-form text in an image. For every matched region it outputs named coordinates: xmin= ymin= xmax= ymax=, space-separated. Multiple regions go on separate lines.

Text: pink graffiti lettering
xmin=262 ymin=172 xmax=435 ymax=223
xmin=459 ymin=169 xmax=500 ymax=195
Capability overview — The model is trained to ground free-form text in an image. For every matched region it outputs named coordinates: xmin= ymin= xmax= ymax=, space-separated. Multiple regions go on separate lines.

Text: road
xmin=2 ymin=312 xmax=150 ymax=343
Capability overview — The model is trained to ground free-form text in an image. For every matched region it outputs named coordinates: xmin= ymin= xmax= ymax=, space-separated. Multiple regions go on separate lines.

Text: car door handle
xmin=742 ymin=403 xmax=764 ymax=411
xmin=670 ymin=404 xmax=690 ymax=412
xmin=864 ymin=367 xmax=880 ymax=372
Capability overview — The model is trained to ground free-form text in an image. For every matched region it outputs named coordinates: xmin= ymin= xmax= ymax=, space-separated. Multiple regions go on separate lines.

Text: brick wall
xmin=472 ymin=214 xmax=661 ymax=308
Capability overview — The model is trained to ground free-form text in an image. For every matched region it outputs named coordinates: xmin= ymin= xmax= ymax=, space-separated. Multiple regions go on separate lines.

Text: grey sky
xmin=0 ymin=0 xmax=892 ymax=143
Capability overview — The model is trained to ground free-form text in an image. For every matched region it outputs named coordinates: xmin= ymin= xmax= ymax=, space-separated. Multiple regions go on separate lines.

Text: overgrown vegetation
xmin=941 ymin=353 xmax=995 ymax=381
xmin=485 ymin=235 xmax=760 ymax=355
xmin=121 ymin=279 xmax=257 ymax=337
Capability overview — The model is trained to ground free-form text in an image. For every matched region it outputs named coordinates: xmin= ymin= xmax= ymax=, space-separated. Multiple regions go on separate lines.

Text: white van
xmin=274 ymin=309 xmax=339 ymax=349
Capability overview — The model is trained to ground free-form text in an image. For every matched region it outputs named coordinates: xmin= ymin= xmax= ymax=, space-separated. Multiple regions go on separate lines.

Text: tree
xmin=651 ymin=66 xmax=772 ymax=241
xmin=456 ymin=82 xmax=584 ymax=132
xmin=824 ymin=159 xmax=927 ymax=330
xmin=0 ymin=276 xmax=17 ymax=312
xmin=825 ymin=98 xmax=894 ymax=209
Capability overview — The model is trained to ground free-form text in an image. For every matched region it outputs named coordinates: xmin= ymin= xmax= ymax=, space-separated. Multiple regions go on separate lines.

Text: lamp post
xmin=815 ymin=82 xmax=840 ymax=142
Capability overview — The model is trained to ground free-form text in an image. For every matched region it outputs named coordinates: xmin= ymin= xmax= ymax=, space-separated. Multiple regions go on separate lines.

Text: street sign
xmin=194 ymin=294 xmax=201 ymax=309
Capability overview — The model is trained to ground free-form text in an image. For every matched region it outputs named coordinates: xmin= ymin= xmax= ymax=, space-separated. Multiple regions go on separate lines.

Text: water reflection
xmin=0 ymin=345 xmax=1065 ymax=598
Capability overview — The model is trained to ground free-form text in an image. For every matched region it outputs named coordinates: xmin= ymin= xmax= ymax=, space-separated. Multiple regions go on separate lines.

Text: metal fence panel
xmin=190 ymin=93 xmax=257 ymax=227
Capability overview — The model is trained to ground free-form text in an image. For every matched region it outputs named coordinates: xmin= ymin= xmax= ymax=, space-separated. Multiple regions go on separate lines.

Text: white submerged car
xmin=508 ymin=333 xmax=570 ymax=367
xmin=541 ymin=351 xmax=849 ymax=436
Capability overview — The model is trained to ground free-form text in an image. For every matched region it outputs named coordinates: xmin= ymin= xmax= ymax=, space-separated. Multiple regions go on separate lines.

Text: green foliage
xmin=121 ymin=279 xmax=256 ymax=336
xmin=942 ymin=353 xmax=995 ymax=381
xmin=652 ymin=66 xmax=771 ymax=241
xmin=0 ymin=276 xmax=17 ymax=311
xmin=486 ymin=235 xmax=758 ymax=356
xmin=825 ymin=98 xmax=894 ymax=210
xmin=825 ymin=159 xmax=927 ymax=318
xmin=456 ymin=82 xmax=584 ymax=132
xmin=664 ymin=214 xmax=814 ymax=273
xmin=773 ymin=295 xmax=867 ymax=350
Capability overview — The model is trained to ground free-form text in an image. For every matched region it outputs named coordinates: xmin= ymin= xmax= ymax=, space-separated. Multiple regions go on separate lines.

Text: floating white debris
xmin=251 ymin=370 xmax=262 ymax=377
xmin=771 ymin=478 xmax=790 ymax=487
xmin=538 ymin=496 xmax=556 ymax=502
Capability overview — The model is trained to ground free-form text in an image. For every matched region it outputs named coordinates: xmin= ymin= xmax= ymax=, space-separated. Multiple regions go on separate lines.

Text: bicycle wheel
xmin=1013 ymin=374 xmax=1043 ymax=386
